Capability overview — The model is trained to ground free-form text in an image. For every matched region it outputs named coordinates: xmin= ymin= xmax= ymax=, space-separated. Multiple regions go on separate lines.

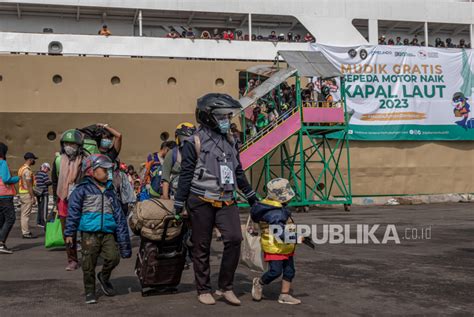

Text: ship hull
xmin=0 ymin=55 xmax=472 ymax=195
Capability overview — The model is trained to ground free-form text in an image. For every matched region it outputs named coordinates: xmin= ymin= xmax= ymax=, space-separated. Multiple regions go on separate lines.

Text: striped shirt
xmin=35 ymin=171 xmax=52 ymax=194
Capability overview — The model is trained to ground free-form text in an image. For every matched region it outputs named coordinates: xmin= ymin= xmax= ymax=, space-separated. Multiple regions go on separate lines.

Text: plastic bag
xmin=45 ymin=212 xmax=65 ymax=248
xmin=240 ymin=216 xmax=266 ymax=272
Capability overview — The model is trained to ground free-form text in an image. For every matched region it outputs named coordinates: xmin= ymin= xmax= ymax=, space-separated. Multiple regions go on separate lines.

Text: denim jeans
xmin=36 ymin=193 xmax=49 ymax=227
xmin=261 ymin=257 xmax=295 ymax=285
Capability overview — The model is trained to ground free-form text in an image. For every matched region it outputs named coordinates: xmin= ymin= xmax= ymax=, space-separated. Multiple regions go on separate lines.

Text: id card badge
xmin=219 ymin=161 xmax=235 ymax=185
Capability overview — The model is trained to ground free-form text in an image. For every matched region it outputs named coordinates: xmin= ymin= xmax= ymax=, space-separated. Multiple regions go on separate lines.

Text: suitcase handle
xmin=160 ymin=215 xmax=181 ymax=241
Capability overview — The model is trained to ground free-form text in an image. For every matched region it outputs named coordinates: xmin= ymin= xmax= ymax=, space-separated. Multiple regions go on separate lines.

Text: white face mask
xmin=64 ymin=145 xmax=78 ymax=156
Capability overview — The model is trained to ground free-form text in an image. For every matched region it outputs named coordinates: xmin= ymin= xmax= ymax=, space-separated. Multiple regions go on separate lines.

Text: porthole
xmin=52 ymin=74 xmax=62 ymax=84
xmin=167 ymin=77 xmax=177 ymax=85
xmin=215 ymin=78 xmax=225 ymax=86
xmin=160 ymin=132 xmax=170 ymax=141
xmin=47 ymin=131 xmax=57 ymax=141
xmin=111 ymin=76 xmax=121 ymax=85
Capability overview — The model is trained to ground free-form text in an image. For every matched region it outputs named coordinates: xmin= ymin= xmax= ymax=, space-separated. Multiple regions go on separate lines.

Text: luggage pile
xmin=129 ymin=198 xmax=188 ymax=296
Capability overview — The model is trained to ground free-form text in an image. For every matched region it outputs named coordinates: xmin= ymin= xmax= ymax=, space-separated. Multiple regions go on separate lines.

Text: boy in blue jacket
xmin=65 ymin=154 xmax=131 ymax=304
xmin=250 ymin=178 xmax=301 ymax=305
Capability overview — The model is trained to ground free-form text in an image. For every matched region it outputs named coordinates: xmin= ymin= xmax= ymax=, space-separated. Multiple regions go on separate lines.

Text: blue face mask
xmin=100 ymin=139 xmax=113 ymax=149
xmin=107 ymin=169 xmax=113 ymax=181
xmin=218 ymin=119 xmax=230 ymax=134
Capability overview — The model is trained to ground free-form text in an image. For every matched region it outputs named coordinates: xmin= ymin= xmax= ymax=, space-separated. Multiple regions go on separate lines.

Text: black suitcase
xmin=135 ymin=215 xmax=188 ymax=296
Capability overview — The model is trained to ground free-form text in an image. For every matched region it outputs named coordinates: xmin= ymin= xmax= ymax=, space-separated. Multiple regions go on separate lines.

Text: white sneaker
xmin=278 ymin=294 xmax=301 ymax=305
xmin=197 ymin=293 xmax=216 ymax=305
xmin=251 ymin=277 xmax=263 ymax=301
xmin=215 ymin=290 xmax=241 ymax=306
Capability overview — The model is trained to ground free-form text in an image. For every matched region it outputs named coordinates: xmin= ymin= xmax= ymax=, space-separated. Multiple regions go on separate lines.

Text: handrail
xmin=239 ymin=100 xmax=345 ymax=152
xmin=302 ymin=100 xmax=343 ymax=108
xmin=239 ymin=106 xmax=299 ymax=152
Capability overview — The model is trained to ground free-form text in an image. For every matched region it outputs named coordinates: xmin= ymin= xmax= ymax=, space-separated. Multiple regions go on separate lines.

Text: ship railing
xmin=239 ymin=105 xmax=299 ymax=152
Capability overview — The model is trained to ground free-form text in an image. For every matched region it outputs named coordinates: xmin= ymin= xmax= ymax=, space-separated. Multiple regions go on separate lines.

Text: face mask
xmin=31 ymin=160 xmax=36 ymax=166
xmin=64 ymin=145 xmax=77 ymax=156
xmin=100 ymin=139 xmax=113 ymax=149
xmin=452 ymin=100 xmax=463 ymax=108
xmin=107 ymin=169 xmax=113 ymax=181
xmin=217 ymin=119 xmax=230 ymax=134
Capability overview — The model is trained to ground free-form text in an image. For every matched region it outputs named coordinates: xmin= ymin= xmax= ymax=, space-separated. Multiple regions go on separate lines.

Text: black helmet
xmin=196 ymin=93 xmax=241 ymax=130
xmin=175 ymin=122 xmax=196 ymax=145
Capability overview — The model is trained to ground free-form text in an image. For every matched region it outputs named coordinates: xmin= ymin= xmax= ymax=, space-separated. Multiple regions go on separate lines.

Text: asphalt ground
xmin=0 ymin=203 xmax=473 ymax=316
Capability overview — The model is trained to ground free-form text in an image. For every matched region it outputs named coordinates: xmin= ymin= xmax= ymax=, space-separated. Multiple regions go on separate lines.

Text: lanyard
xmin=204 ymin=130 xmax=228 ymax=162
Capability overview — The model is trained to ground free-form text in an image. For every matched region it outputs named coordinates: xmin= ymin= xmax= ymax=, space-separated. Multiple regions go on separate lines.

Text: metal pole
xmin=471 ymin=23 xmax=474 ymax=49
xmin=138 ymin=10 xmax=143 ymax=37
xmin=424 ymin=21 xmax=428 ymax=47
xmin=248 ymin=13 xmax=252 ymax=42
xmin=341 ymin=77 xmax=352 ymax=204
xmin=296 ymin=74 xmax=306 ymax=204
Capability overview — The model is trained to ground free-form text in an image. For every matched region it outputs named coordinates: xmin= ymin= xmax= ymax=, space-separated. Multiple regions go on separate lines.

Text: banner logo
xmin=348 ymin=49 xmax=357 ymax=59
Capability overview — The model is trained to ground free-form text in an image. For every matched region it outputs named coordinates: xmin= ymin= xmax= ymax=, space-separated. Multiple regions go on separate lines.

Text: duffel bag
xmin=129 ymin=198 xmax=182 ymax=241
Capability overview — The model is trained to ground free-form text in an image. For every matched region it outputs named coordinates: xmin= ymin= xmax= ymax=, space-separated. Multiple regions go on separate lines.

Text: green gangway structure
xmin=237 ymin=50 xmax=352 ymax=211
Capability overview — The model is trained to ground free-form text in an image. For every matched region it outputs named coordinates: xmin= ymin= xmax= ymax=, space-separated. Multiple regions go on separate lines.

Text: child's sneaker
xmin=97 ymin=272 xmax=116 ymax=296
xmin=278 ymin=294 xmax=301 ymax=305
xmin=251 ymin=277 xmax=263 ymax=301
xmin=85 ymin=293 xmax=97 ymax=304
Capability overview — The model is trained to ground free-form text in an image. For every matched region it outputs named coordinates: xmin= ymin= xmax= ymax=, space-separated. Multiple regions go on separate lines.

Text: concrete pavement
xmin=0 ymin=203 xmax=473 ymax=316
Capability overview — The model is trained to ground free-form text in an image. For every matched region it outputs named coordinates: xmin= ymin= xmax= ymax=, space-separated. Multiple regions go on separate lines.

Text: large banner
xmin=312 ymin=44 xmax=474 ymax=140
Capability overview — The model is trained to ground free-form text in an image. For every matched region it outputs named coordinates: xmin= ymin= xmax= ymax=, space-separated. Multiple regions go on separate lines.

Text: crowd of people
xmin=97 ymin=23 xmax=316 ymax=43
xmin=165 ymin=28 xmax=316 ymax=43
xmin=378 ymin=35 xmax=471 ymax=48
xmin=0 ymin=93 xmax=303 ymax=306
xmin=239 ymin=79 xmax=337 ymax=139
xmin=99 ymin=23 xmax=472 ymax=49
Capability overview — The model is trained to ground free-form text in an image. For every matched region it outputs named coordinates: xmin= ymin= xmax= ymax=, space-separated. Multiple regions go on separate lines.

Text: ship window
xmin=111 ymin=76 xmax=121 ymax=85
xmin=427 ymin=23 xmax=470 ymax=47
xmin=215 ymin=78 xmax=225 ymax=86
xmin=352 ymin=19 xmax=369 ymax=41
xmin=378 ymin=20 xmax=426 ymax=46
xmin=52 ymin=74 xmax=62 ymax=84
xmin=47 ymin=131 xmax=57 ymax=141
xmin=160 ymin=132 xmax=169 ymax=141
xmin=167 ymin=77 xmax=177 ymax=85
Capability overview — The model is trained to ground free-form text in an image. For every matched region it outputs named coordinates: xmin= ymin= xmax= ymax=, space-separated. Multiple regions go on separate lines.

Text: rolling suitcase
xmin=135 ymin=215 xmax=188 ymax=296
